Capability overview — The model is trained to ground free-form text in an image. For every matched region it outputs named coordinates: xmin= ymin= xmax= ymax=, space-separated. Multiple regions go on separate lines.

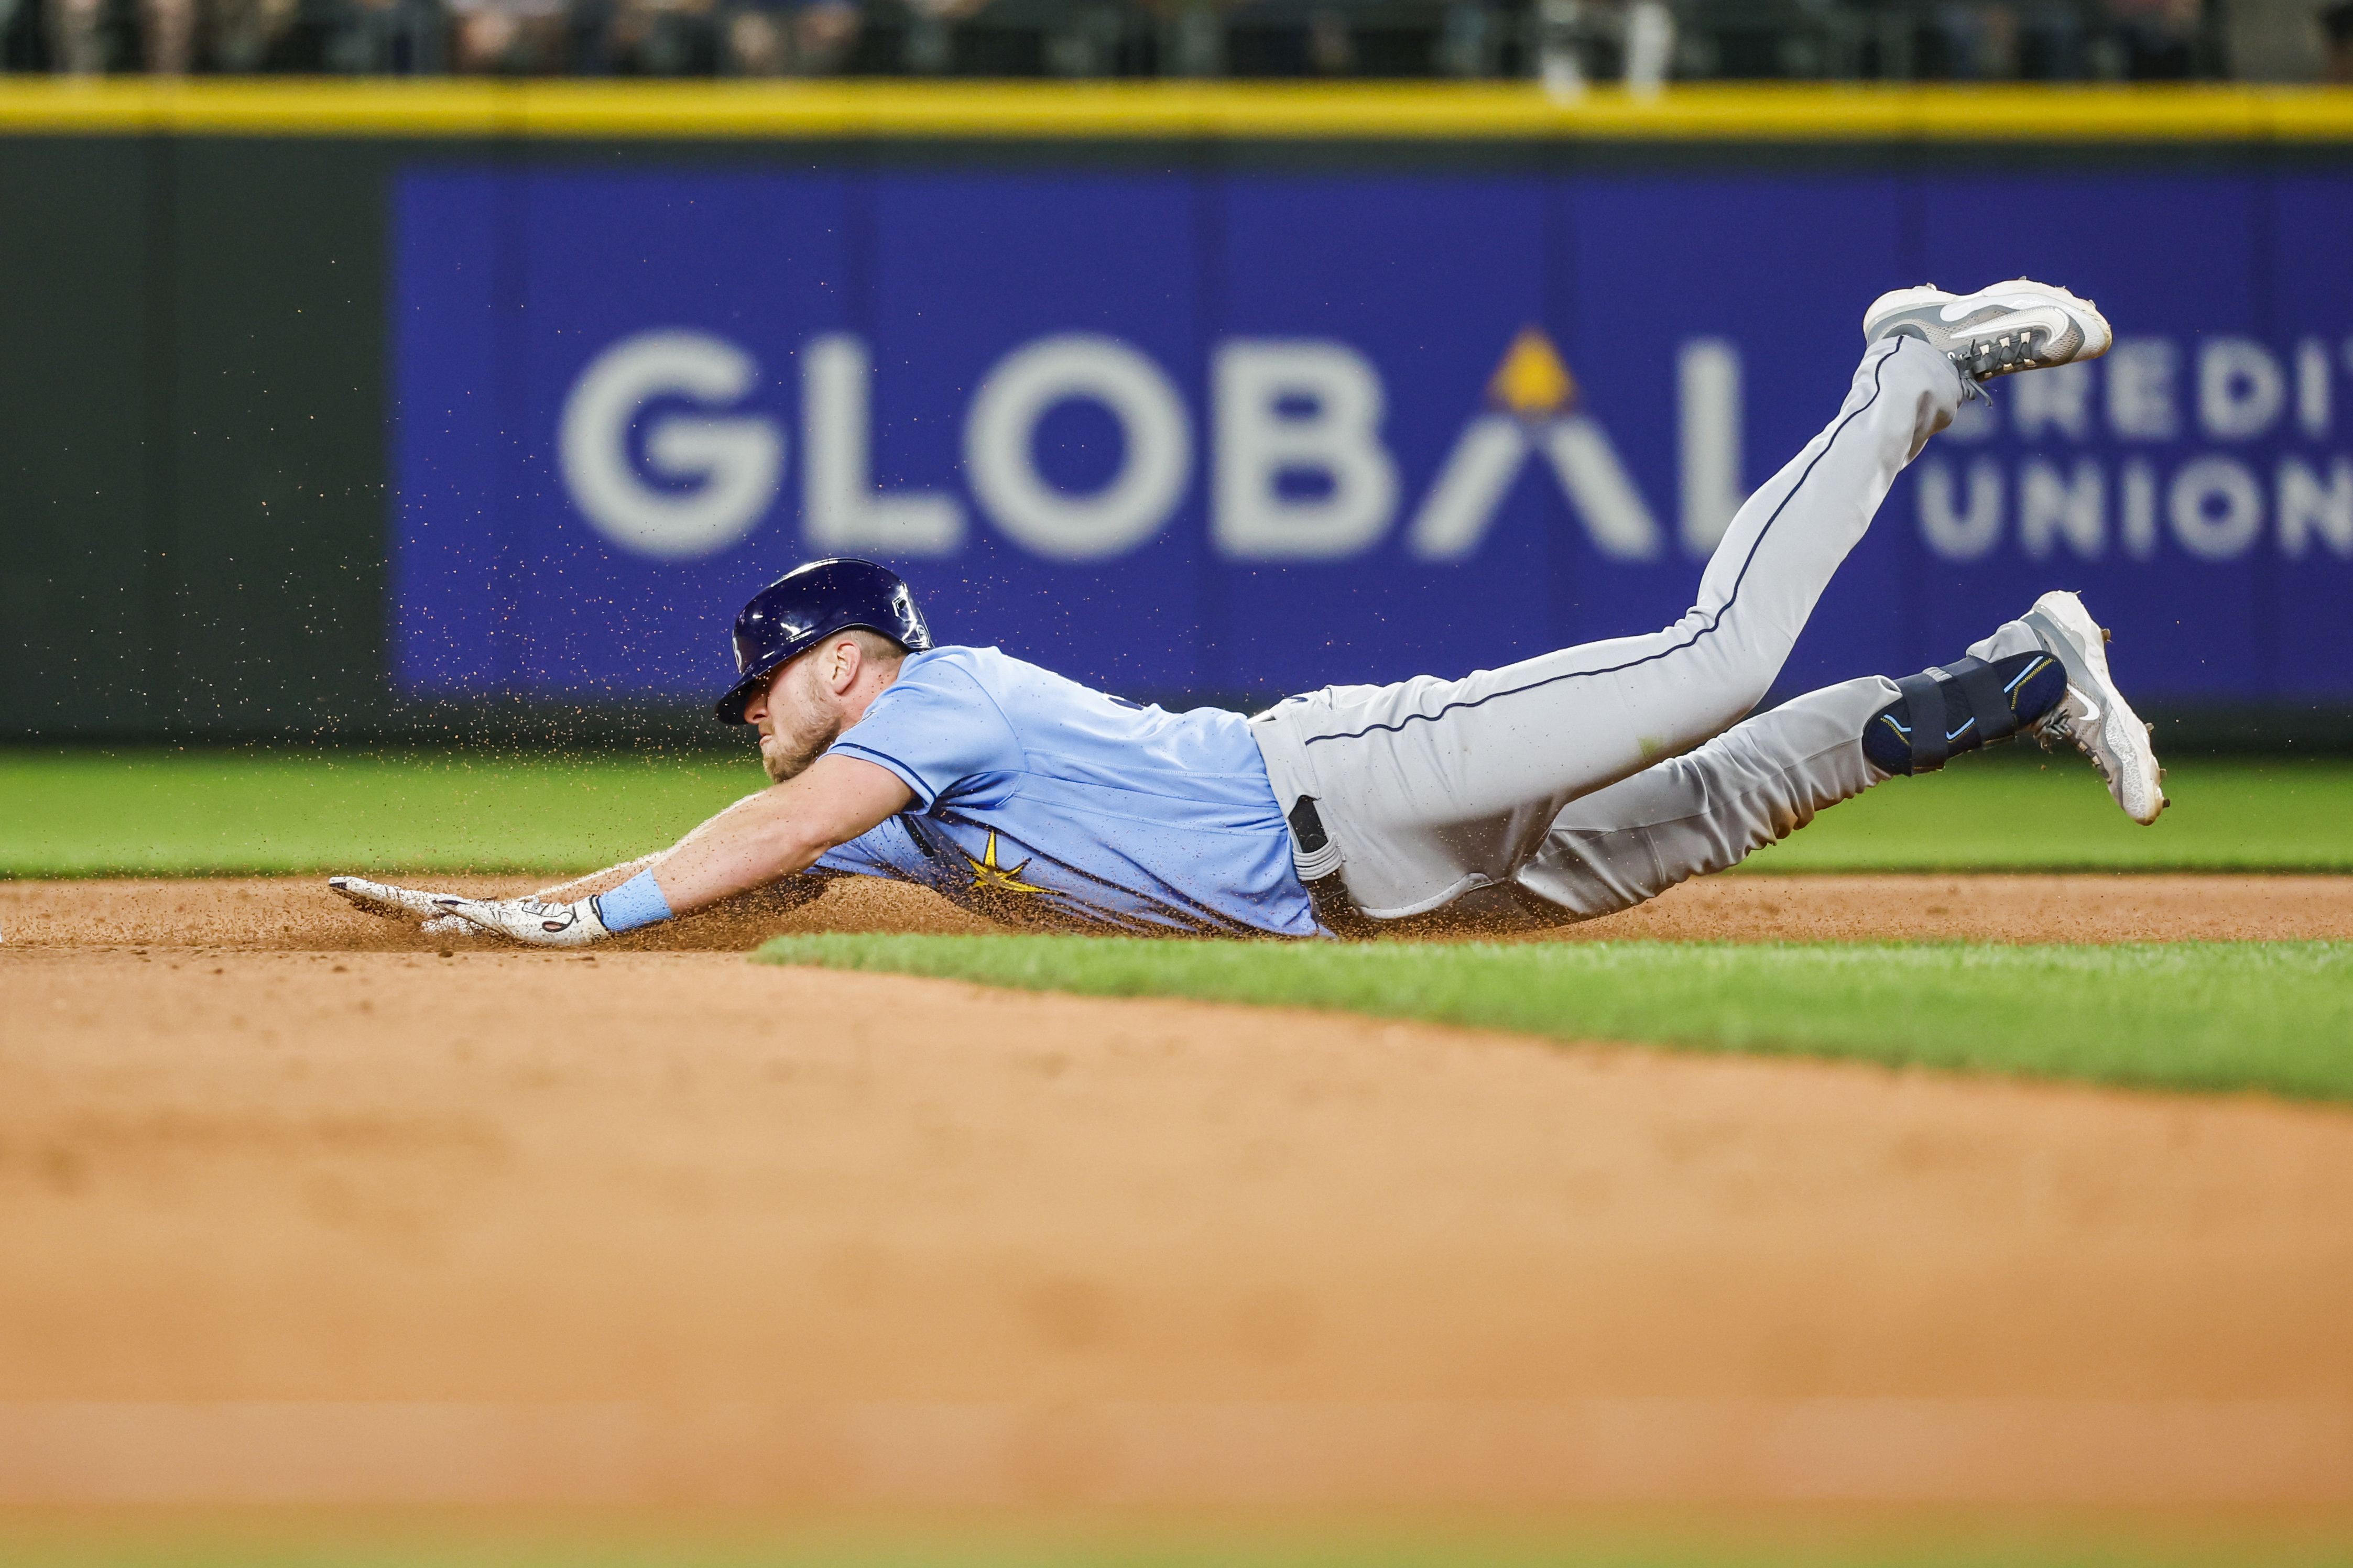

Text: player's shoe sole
xmin=1862 ymin=279 xmax=2113 ymax=382
xmin=2020 ymin=591 xmax=2166 ymax=826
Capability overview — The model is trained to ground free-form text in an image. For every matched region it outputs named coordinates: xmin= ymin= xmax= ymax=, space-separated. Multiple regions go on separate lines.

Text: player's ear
xmin=829 ymin=635 xmax=863 ymax=694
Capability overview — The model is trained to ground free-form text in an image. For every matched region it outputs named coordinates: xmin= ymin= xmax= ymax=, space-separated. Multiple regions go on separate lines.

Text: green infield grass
xmin=755 ymin=933 xmax=2353 ymax=1102
xmin=4 ymin=748 xmax=2352 ymax=879
xmin=5 ymin=1510 xmax=2351 ymax=1568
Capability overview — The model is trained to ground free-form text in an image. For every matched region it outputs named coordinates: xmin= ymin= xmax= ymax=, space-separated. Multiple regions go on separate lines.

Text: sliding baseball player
xmin=334 ymin=278 xmax=2163 ymax=944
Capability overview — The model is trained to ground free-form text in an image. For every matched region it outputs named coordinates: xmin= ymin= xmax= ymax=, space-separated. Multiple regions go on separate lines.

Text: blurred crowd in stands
xmin=2 ymin=0 xmax=2347 ymax=84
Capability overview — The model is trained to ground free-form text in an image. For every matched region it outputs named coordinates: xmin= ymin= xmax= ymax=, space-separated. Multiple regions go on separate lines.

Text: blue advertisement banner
xmin=392 ymin=167 xmax=2353 ymax=709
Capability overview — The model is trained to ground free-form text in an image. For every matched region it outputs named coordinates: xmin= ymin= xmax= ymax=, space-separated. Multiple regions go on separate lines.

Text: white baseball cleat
xmin=1863 ymin=278 xmax=2113 ymax=382
xmin=2019 ymin=591 xmax=2166 ymax=826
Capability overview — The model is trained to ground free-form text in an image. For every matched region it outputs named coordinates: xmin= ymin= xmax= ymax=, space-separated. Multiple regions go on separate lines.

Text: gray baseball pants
xmin=1249 ymin=335 xmax=1981 ymax=926
xmin=1509 ymin=602 xmax=2045 ymax=928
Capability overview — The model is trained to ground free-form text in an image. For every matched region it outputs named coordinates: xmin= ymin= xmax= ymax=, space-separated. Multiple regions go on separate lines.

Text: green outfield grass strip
xmin=1730 ymin=753 xmax=2353 ymax=874
xmin=14 ymin=1514 xmax=2353 ymax=1568
xmin=16 ymin=1519 xmax=2353 ymax=1568
xmin=755 ymin=933 xmax=2353 ymax=1103
xmin=0 ymin=749 xmax=769 ymax=879
xmin=6 ymin=749 xmax=2353 ymax=877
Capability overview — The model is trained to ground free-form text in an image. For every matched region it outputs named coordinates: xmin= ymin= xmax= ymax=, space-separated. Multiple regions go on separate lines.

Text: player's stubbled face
xmin=748 ymin=657 xmax=842 ymax=785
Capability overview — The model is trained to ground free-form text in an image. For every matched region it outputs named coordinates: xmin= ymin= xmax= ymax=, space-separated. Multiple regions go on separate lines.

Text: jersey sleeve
xmin=811 ymin=815 xmax=964 ymax=896
xmin=826 ymin=653 xmax=1021 ymax=812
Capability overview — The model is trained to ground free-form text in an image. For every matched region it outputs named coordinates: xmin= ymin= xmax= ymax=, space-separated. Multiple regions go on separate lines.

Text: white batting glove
xmin=432 ymin=891 xmax=614 ymax=947
xmin=330 ymin=875 xmax=473 ymax=924
xmin=329 ymin=876 xmax=622 ymax=947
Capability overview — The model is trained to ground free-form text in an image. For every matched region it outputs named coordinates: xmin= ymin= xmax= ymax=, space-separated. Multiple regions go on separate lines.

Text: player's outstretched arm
xmin=401 ymin=850 xmax=670 ymax=938
xmin=499 ymin=785 xmax=780 ymax=909
xmin=526 ymin=851 xmax=667 ymax=907
xmin=331 ymin=756 xmax=912 ymax=948
xmin=641 ymin=753 xmax=912 ymax=913
xmin=339 ymin=841 xmax=704 ymax=940
xmin=437 ymin=754 xmax=909 ymax=946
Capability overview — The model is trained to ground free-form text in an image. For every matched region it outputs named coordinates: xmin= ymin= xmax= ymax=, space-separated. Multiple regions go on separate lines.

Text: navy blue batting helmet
xmin=713 ymin=557 xmax=932 ymax=723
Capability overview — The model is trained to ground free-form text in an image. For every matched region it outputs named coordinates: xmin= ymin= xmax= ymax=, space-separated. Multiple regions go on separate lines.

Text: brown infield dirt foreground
xmin=2 ymin=873 xmax=2350 ymax=1507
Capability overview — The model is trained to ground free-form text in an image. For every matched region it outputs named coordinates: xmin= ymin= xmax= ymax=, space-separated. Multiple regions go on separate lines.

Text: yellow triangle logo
xmin=1487 ymin=327 xmax=1577 ymax=418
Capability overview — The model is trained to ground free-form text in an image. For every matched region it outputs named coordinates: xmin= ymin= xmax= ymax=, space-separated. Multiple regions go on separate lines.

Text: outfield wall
xmin=6 ymin=83 xmax=2353 ymax=742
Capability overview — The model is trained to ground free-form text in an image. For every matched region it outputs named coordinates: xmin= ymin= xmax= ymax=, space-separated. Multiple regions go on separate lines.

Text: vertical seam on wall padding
xmin=143 ymin=130 xmax=178 ymax=731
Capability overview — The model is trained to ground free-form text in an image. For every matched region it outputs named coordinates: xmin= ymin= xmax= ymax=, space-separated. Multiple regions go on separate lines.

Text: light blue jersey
xmin=809 ymin=646 xmax=1319 ymax=937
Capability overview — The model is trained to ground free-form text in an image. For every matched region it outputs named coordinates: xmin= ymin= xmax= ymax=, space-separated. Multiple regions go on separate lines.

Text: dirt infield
xmin=3 ymin=873 xmax=2350 ymax=1505
xmin=9 ymin=869 xmax=2353 ymax=951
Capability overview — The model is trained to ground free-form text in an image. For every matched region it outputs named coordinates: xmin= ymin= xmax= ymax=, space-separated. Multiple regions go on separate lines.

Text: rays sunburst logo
xmin=962 ymin=830 xmax=1047 ymax=896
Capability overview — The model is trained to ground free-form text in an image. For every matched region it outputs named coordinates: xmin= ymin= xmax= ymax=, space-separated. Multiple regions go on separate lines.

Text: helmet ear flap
xmin=890 ymin=582 xmax=934 ymax=651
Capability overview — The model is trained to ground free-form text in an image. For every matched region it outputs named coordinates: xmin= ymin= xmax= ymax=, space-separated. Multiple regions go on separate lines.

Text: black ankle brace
xmin=1863 ymin=652 xmax=2066 ymax=777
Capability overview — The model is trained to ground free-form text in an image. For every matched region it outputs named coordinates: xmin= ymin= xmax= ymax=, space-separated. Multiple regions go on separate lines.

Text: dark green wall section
xmin=166 ymin=140 xmax=395 ymax=734
xmin=3 ymin=135 xmax=400 ymax=740
xmin=2 ymin=138 xmax=156 ymax=736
